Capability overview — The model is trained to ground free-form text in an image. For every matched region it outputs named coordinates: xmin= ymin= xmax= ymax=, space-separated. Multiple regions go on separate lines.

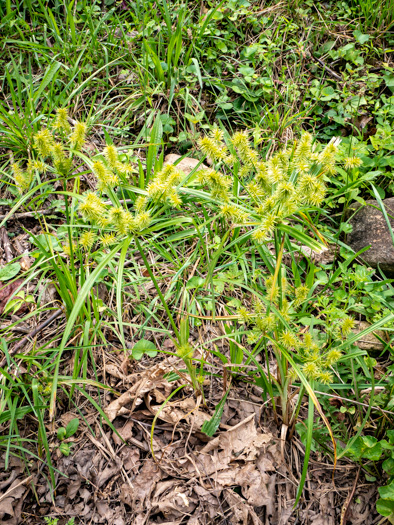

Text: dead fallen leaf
xmin=118 ymin=447 xmax=140 ymax=472
xmin=224 ymin=489 xmax=263 ymax=525
xmin=113 ymin=420 xmax=134 ymax=445
xmin=0 ymin=455 xmax=30 ymax=525
xmin=105 ymin=364 xmax=175 ymax=422
xmin=120 ymin=459 xmax=162 ymax=511
xmin=0 ymin=280 xmax=25 ymax=315
xmin=147 ymin=396 xmax=211 ymax=429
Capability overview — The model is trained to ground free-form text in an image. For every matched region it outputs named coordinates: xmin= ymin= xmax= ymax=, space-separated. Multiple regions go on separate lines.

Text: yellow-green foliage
xmin=194 ymin=129 xmax=343 ymax=245
xmin=14 ymin=116 xmax=357 ymax=280
xmin=11 ymin=115 xmax=359 ymax=388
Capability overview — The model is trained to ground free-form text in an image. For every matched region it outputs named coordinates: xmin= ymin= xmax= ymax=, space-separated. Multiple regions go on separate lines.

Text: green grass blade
xmin=49 ymin=241 xmax=126 ymax=420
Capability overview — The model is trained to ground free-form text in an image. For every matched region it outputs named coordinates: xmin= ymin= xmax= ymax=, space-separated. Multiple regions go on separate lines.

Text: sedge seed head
xmin=344 ymin=156 xmax=362 ymax=170
xmin=31 ymin=160 xmax=47 ymax=173
xmin=135 ymin=211 xmax=151 ymax=230
xmin=252 ymin=227 xmax=269 ymax=244
xmin=302 ymin=361 xmax=320 ymax=380
xmin=324 ymin=349 xmax=342 ymax=366
xmin=51 ymin=142 xmax=65 ymax=161
xmin=103 ymin=144 xmax=118 ymax=168
xmin=176 ymin=343 xmax=194 ymax=360
xmin=114 ymin=209 xmax=134 ymax=234
xmin=210 ymin=126 xmax=224 ymax=143
xmin=317 ymin=371 xmax=333 ymax=384
xmin=303 ymin=332 xmax=313 ymax=349
xmin=341 ymin=317 xmax=355 ymax=336
xmin=100 ymin=233 xmax=117 ymax=247
xmin=135 ymin=196 xmax=148 ymax=212
xmin=33 ymin=129 xmax=54 ymax=157
xmin=93 ymin=160 xmax=119 ymax=189
xmin=79 ymin=231 xmax=96 ymax=250
xmin=54 ymin=108 xmax=71 ymax=133
xmin=62 ymin=242 xmax=77 ymax=256
xmin=12 ymin=163 xmax=32 ymax=193
xmin=237 ymin=306 xmax=252 ymax=324
xmin=198 ymin=136 xmax=226 ymax=161
xmin=231 ymin=131 xmax=249 ymax=152
xmin=281 ymin=331 xmax=298 ymax=349
xmin=79 ymin=192 xmax=106 ymax=222
xmin=70 ymin=121 xmax=87 ymax=150
xmin=294 ymin=285 xmax=309 ymax=307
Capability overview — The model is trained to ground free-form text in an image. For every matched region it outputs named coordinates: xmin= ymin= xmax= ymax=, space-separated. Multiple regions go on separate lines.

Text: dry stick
xmin=0 ymin=226 xmax=13 ymax=263
xmin=0 ymin=324 xmax=30 ymax=334
xmin=0 ymin=209 xmax=59 ymax=221
xmin=308 ymin=52 xmax=342 ymax=81
xmin=0 ymin=308 xmax=64 ymax=368
xmin=340 ymin=467 xmax=361 ymax=525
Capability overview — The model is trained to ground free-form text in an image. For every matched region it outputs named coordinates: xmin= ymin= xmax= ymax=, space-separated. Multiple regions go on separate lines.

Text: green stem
xmin=63 ymin=179 xmax=76 ymax=282
xmin=294 ymin=387 xmax=314 ymax=508
xmin=135 ymin=236 xmax=180 ymax=340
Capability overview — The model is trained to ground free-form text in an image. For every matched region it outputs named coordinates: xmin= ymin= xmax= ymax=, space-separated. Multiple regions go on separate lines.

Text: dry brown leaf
xmin=112 ymin=420 xmax=134 ymax=445
xmin=152 ymin=481 xmax=198 ymax=520
xmin=148 ymin=396 xmax=211 ymax=428
xmin=105 ymin=364 xmax=175 ymax=422
xmin=120 ymin=459 xmax=162 ymax=512
xmin=224 ymin=489 xmax=263 ymax=525
xmin=118 ymin=447 xmax=140 ymax=472
xmin=0 ymin=280 xmax=24 ymax=315
xmin=176 ymin=415 xmax=281 ymax=513
xmin=95 ymin=463 xmax=120 ymax=488
xmin=105 ymin=363 xmax=126 ymax=380
xmin=0 ymin=455 xmax=29 ymax=525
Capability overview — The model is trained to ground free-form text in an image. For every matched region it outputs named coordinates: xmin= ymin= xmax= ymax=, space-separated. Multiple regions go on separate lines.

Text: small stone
xmin=353 ymin=321 xmax=386 ymax=352
xmin=164 ymin=154 xmax=207 ymax=174
xmin=347 ymin=198 xmax=394 ymax=273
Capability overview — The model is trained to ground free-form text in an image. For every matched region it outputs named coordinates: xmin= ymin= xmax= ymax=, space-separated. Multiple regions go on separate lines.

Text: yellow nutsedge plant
xmin=33 ymin=129 xmax=54 ymax=157
xmin=12 ymin=163 xmax=32 ymax=194
xmin=79 ymin=231 xmax=96 ymax=251
xmin=145 ymin=164 xmax=183 ymax=208
xmin=53 ymin=108 xmax=71 ymax=134
xmin=70 ymin=121 xmax=87 ymax=151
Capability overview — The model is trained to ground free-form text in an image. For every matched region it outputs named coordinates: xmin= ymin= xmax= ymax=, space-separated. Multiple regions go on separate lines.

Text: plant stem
xmin=135 ymin=236 xmax=180 ymax=340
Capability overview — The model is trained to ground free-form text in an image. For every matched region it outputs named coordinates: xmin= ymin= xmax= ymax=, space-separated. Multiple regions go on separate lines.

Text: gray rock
xmin=353 ymin=321 xmax=386 ymax=352
xmin=347 ymin=197 xmax=394 ymax=272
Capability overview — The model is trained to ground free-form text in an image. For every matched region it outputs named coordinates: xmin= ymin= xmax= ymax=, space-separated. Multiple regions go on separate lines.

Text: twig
xmin=0 ymin=308 xmax=64 ymax=368
xmin=0 ymin=227 xmax=13 ymax=263
xmin=340 ymin=467 xmax=360 ymax=525
xmin=0 ymin=209 xmax=59 ymax=221
xmin=308 ymin=52 xmax=342 ymax=81
xmin=0 ymin=324 xmax=30 ymax=334
xmin=314 ymin=390 xmax=394 ymax=416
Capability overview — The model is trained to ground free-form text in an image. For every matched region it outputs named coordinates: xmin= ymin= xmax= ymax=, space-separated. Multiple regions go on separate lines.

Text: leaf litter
xmin=0 ymin=352 xmax=379 ymax=525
